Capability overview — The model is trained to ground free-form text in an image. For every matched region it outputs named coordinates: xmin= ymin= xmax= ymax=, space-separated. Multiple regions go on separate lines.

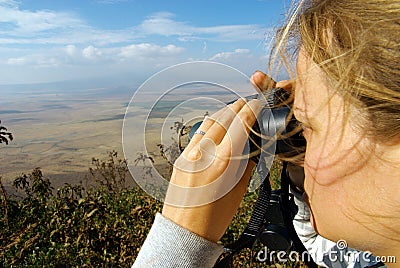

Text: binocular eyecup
xmin=189 ymin=88 xmax=306 ymax=162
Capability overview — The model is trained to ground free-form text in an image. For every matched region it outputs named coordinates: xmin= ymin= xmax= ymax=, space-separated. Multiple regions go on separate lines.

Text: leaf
xmin=86 ymin=208 xmax=98 ymax=218
xmin=130 ymin=206 xmax=142 ymax=216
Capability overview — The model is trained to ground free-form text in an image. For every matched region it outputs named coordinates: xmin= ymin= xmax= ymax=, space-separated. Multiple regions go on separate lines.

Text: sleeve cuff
xmin=290 ymin=186 xmax=310 ymax=220
xmin=133 ymin=213 xmax=224 ymax=268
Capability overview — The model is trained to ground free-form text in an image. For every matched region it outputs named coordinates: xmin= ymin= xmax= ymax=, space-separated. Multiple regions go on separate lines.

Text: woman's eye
xmin=297 ymin=122 xmax=312 ymax=139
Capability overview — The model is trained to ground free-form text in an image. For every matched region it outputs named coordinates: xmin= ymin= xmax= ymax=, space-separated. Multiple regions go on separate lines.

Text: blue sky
xmin=0 ymin=0 xmax=290 ymax=86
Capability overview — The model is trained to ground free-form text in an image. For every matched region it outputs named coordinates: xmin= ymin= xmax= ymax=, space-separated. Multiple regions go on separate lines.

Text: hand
xmin=162 ymin=98 xmax=262 ymax=242
xmin=162 ymin=71 xmax=290 ymax=243
xmin=252 ymin=71 xmax=305 ymax=191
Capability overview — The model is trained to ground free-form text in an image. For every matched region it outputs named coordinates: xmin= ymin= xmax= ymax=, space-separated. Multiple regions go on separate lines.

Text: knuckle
xmin=185 ymin=147 xmax=202 ymax=161
xmin=227 ymin=99 xmax=245 ymax=112
xmin=214 ymin=158 xmax=229 ymax=173
xmin=239 ymin=110 xmax=254 ymax=124
xmin=217 ymin=143 xmax=232 ymax=158
xmin=234 ymin=98 xmax=246 ymax=106
xmin=240 ymin=102 xmax=259 ymax=121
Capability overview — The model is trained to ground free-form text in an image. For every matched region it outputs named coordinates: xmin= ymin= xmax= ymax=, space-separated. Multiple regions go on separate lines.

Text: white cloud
xmin=205 ymin=48 xmax=267 ymax=76
xmin=0 ymin=45 xmax=185 ymax=84
xmin=202 ymin=42 xmax=207 ymax=53
xmin=6 ymin=52 xmax=62 ymax=67
xmin=82 ymin=45 xmax=102 ymax=60
xmin=7 ymin=57 xmax=26 ymax=65
xmin=2 ymin=43 xmax=185 ymax=68
xmin=119 ymin=43 xmax=185 ymax=59
xmin=36 ymin=57 xmax=60 ymax=67
xmin=209 ymin=48 xmax=251 ymax=61
xmin=0 ymin=4 xmax=83 ymax=35
xmin=0 ymin=0 xmax=17 ymax=8
xmin=0 ymin=2 xmax=269 ymax=84
xmin=139 ymin=12 xmax=190 ymax=36
xmin=139 ymin=12 xmax=268 ymax=42
xmin=65 ymin=45 xmax=77 ymax=57
xmin=74 ymin=43 xmax=185 ymax=63
xmin=234 ymin=48 xmax=251 ymax=54
xmin=0 ymin=1 xmax=137 ymax=46
xmin=0 ymin=1 xmax=268 ymax=46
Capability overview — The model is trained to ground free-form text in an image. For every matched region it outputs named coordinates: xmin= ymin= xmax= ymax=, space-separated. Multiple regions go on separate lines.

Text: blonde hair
xmin=271 ymin=0 xmax=400 ymax=142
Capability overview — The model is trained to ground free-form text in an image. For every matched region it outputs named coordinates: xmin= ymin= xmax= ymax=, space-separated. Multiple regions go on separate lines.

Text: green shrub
xmin=0 ymin=152 xmax=307 ymax=267
xmin=0 ymin=152 xmax=162 ymax=267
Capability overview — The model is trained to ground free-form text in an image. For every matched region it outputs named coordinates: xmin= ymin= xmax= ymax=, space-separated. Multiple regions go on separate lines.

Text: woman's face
xmin=293 ymin=48 xmax=387 ymax=244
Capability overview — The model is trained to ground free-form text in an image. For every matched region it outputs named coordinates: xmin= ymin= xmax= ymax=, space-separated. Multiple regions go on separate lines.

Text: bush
xmin=0 ymin=152 xmax=162 ymax=267
xmin=0 ymin=152 xmax=306 ymax=267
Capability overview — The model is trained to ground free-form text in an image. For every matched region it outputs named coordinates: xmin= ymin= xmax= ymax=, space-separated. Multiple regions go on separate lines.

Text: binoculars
xmin=189 ymin=87 xmax=306 ymax=163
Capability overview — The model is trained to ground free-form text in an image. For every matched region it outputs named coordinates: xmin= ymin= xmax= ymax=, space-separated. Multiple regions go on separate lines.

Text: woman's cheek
xmin=304 ymin=127 xmax=370 ymax=188
xmin=303 ymin=132 xmax=342 ymax=185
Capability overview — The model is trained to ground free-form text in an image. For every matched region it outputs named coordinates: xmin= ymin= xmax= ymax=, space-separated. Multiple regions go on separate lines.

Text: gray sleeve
xmin=132 ymin=213 xmax=224 ymax=268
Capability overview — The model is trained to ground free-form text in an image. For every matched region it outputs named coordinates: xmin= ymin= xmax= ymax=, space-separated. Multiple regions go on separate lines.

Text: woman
xmin=133 ymin=0 xmax=400 ymax=267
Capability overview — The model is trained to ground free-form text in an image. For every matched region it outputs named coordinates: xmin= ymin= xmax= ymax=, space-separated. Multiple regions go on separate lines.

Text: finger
xmin=183 ymin=106 xmax=229 ymax=160
xmin=186 ymin=107 xmax=227 ymax=149
xmin=276 ymin=79 xmax=295 ymax=91
xmin=174 ymin=137 xmax=217 ymax=175
xmin=250 ymin=70 xmax=276 ymax=92
xmin=219 ymin=99 xmax=262 ymax=156
xmin=202 ymin=98 xmax=246 ymax=145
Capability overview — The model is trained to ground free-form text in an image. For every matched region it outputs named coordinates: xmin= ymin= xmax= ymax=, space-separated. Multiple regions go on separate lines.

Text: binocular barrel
xmin=188 ymin=88 xmax=306 ymax=162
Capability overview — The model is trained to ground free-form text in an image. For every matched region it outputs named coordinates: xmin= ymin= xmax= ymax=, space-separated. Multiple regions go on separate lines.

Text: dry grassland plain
xmin=1 ymin=86 xmax=134 ymax=190
xmin=1 ymin=80 xmax=253 ymax=193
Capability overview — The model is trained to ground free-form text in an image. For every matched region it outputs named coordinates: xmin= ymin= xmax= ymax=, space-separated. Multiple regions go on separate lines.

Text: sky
xmin=0 ymin=0 xmax=291 ymax=87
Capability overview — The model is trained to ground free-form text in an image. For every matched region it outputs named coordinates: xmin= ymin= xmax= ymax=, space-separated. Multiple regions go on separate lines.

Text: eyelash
xmin=296 ymin=121 xmax=312 ymax=138
xmin=296 ymin=121 xmax=305 ymax=129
